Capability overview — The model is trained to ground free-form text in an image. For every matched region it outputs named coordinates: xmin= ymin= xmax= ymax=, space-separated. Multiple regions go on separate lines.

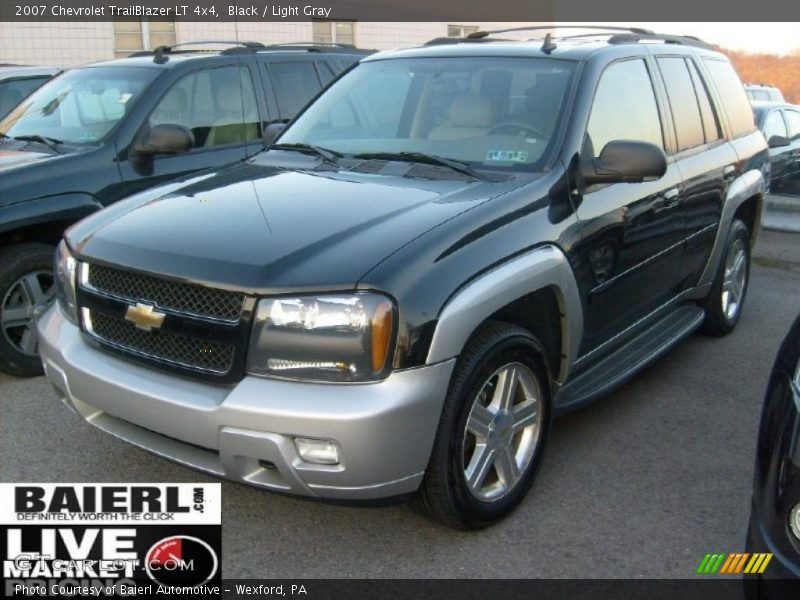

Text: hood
xmin=70 ymin=157 xmax=527 ymax=293
xmin=0 ymin=147 xmax=58 ymax=172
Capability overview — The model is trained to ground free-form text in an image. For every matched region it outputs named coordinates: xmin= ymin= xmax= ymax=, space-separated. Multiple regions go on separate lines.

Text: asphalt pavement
xmin=2 ymin=229 xmax=800 ymax=578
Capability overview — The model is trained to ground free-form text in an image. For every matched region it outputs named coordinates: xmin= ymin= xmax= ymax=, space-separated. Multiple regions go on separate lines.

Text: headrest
xmin=449 ymin=94 xmax=495 ymax=128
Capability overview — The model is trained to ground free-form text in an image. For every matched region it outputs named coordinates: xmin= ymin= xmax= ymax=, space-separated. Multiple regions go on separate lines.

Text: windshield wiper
xmin=352 ymin=151 xmax=493 ymax=181
xmin=270 ymin=142 xmax=341 ymax=166
xmin=12 ymin=134 xmax=64 ymax=154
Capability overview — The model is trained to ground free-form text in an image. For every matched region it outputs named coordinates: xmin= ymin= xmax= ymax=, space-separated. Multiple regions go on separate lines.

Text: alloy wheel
xmin=462 ymin=362 xmax=544 ymax=502
xmin=721 ymin=238 xmax=747 ymax=321
xmin=1 ymin=270 xmax=56 ymax=356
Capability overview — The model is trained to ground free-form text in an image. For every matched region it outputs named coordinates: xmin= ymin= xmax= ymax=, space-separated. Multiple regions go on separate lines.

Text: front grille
xmin=89 ymin=310 xmax=235 ymax=375
xmin=87 ymin=264 xmax=244 ymax=322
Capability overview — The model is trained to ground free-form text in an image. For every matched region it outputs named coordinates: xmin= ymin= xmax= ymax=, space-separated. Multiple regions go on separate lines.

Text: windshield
xmin=279 ymin=57 xmax=576 ymax=171
xmin=0 ymin=66 xmax=160 ymax=144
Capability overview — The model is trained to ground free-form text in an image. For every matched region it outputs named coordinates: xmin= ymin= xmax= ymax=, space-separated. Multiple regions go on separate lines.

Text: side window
xmin=149 ymin=66 xmax=261 ymax=149
xmin=703 ymin=59 xmax=755 ymax=138
xmin=686 ymin=59 xmax=721 ymax=143
xmin=0 ymin=77 xmax=49 ymax=118
xmin=267 ymin=62 xmax=322 ymax=121
xmin=315 ymin=61 xmax=336 ymax=86
xmin=763 ymin=111 xmax=787 ymax=141
xmin=657 ymin=57 xmax=704 ymax=152
xmin=784 ymin=110 xmax=800 ymax=140
xmin=586 ymin=59 xmax=663 ymax=158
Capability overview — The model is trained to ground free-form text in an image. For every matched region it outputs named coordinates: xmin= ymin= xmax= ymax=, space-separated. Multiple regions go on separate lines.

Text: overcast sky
xmin=561 ymin=22 xmax=800 ymax=55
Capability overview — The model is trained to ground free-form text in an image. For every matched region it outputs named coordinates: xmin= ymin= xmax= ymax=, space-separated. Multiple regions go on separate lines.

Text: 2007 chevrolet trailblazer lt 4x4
xmin=38 ymin=27 xmax=767 ymax=528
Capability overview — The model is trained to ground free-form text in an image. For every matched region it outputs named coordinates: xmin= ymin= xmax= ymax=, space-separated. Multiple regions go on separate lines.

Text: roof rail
xmin=465 ymin=25 xmax=654 ymax=40
xmin=607 ymin=32 xmax=714 ymax=50
xmin=131 ymin=40 xmax=265 ymax=61
xmin=265 ymin=42 xmax=356 ymax=49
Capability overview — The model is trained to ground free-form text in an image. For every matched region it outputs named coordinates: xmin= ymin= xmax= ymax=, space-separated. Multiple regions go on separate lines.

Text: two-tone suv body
xmin=39 ymin=28 xmax=767 ymax=528
xmin=0 ymin=41 xmax=370 ymax=376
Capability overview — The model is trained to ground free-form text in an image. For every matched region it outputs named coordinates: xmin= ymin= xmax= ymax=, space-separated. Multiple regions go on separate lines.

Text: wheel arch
xmin=697 ymin=169 xmax=764 ymax=288
xmin=0 ymin=193 xmax=103 ymax=250
xmin=425 ymin=245 xmax=582 ymax=384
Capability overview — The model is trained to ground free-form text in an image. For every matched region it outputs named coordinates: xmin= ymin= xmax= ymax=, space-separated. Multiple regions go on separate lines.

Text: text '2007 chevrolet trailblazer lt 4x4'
xmin=39 ymin=27 xmax=767 ymax=528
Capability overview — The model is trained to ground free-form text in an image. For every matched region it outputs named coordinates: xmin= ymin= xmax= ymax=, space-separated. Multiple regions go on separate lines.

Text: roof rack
xmin=131 ymin=40 xmax=265 ymax=62
xmin=607 ymin=32 xmax=714 ymax=50
xmin=265 ymin=42 xmax=356 ymax=49
xmin=465 ymin=25 xmax=655 ymax=40
xmin=426 ymin=26 xmax=713 ymax=52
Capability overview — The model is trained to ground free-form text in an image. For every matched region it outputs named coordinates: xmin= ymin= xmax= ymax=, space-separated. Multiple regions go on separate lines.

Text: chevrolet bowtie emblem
xmin=124 ymin=302 xmax=165 ymax=332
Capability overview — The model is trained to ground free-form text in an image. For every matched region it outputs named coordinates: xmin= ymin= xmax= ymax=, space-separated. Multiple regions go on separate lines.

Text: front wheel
xmin=411 ymin=321 xmax=552 ymax=529
xmin=700 ymin=219 xmax=750 ymax=336
xmin=0 ymin=244 xmax=57 ymax=377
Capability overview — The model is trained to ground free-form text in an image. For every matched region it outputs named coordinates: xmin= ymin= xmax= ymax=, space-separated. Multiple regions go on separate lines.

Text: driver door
xmin=573 ymin=58 xmax=685 ymax=355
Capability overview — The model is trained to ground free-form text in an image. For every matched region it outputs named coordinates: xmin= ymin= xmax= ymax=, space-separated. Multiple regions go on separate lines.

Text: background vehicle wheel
xmin=700 ymin=219 xmax=750 ymax=336
xmin=411 ymin=321 xmax=552 ymax=529
xmin=0 ymin=243 xmax=57 ymax=377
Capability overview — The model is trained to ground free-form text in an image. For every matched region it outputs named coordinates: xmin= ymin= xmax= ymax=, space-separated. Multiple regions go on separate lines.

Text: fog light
xmin=294 ymin=437 xmax=340 ymax=465
xmin=791 ymin=504 xmax=800 ymax=540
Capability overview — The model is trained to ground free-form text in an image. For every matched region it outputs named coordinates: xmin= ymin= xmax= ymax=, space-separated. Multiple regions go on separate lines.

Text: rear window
xmin=703 ymin=59 xmax=755 ymax=138
xmin=657 ymin=57 xmax=705 ymax=152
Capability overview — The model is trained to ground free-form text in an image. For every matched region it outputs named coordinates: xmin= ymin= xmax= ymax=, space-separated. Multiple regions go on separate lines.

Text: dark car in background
xmin=753 ymin=101 xmax=800 ymax=196
xmin=746 ymin=313 xmax=800 ymax=597
xmin=0 ymin=65 xmax=60 ymax=120
xmin=0 ymin=41 xmax=371 ymax=377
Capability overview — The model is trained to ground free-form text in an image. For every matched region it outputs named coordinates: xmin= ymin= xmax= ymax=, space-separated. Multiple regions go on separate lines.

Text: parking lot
xmin=1 ymin=228 xmax=799 ymax=579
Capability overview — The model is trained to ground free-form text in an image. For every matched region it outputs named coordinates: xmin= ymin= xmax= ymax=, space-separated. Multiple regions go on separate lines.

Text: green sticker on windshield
xmin=486 ymin=150 xmax=528 ymax=163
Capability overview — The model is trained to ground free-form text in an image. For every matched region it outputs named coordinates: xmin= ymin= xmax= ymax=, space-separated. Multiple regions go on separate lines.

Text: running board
xmin=554 ymin=304 xmax=705 ymax=416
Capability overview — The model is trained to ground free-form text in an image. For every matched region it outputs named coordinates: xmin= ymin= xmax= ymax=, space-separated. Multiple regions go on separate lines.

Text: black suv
xmin=0 ymin=41 xmax=370 ymax=376
xmin=40 ymin=28 xmax=767 ymax=528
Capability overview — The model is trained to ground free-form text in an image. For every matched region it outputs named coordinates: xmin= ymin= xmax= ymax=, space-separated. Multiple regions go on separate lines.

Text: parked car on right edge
xmin=753 ymin=101 xmax=800 ymax=196
xmin=746 ymin=83 xmax=786 ymax=103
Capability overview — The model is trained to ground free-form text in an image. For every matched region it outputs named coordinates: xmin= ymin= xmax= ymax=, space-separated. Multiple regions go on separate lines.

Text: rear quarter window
xmin=703 ymin=59 xmax=755 ymax=138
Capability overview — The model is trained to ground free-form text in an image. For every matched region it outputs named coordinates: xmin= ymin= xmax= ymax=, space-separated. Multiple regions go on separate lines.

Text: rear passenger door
xmin=654 ymin=55 xmax=738 ymax=289
xmin=575 ymin=58 xmax=685 ymax=353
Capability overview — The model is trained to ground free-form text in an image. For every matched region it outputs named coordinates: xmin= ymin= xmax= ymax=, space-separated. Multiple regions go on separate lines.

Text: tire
xmin=411 ymin=321 xmax=552 ymax=529
xmin=700 ymin=219 xmax=750 ymax=336
xmin=0 ymin=243 xmax=57 ymax=377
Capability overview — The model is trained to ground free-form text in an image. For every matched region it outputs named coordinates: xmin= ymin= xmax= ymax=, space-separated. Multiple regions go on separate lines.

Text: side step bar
xmin=554 ymin=304 xmax=705 ymax=416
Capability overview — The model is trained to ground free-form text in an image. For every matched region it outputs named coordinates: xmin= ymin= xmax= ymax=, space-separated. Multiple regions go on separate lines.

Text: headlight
xmin=247 ymin=293 xmax=395 ymax=382
xmin=54 ymin=240 xmax=78 ymax=325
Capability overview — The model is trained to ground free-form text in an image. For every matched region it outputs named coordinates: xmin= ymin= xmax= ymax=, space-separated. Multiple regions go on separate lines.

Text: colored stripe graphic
xmin=699 ymin=553 xmax=773 ymax=575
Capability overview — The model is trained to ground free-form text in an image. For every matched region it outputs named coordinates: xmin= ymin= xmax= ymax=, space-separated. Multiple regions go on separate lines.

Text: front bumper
xmin=37 ymin=306 xmax=455 ymax=500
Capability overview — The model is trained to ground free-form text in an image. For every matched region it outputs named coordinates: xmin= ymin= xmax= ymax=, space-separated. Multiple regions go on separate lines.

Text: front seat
xmin=428 ymin=94 xmax=496 ymax=140
xmin=205 ymin=86 xmax=259 ymax=147
xmin=516 ymin=71 xmax=570 ymax=138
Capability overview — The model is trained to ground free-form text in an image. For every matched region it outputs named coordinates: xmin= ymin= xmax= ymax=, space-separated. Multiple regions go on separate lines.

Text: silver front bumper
xmin=37 ymin=306 xmax=454 ymax=500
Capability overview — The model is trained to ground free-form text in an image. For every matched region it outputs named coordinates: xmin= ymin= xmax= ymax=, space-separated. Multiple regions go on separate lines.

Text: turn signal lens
xmin=371 ymin=300 xmax=393 ymax=373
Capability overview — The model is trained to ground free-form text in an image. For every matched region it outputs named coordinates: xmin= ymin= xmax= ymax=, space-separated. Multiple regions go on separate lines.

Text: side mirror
xmin=263 ymin=122 xmax=287 ymax=147
xmin=768 ymin=134 xmax=790 ymax=149
xmin=133 ymin=124 xmax=194 ymax=158
xmin=582 ymin=140 xmax=667 ymax=186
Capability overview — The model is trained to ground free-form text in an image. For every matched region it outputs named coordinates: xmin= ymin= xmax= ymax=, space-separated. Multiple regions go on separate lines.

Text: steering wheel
xmin=488 ymin=121 xmax=546 ymax=138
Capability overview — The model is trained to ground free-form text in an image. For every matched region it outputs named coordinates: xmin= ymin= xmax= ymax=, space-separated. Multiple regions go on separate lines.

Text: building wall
xmin=0 ymin=21 xmax=540 ymax=67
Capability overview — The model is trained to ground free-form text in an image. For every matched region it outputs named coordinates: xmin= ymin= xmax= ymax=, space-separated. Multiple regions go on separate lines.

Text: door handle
xmin=662 ymin=187 xmax=680 ymax=207
xmin=723 ymin=165 xmax=736 ymax=181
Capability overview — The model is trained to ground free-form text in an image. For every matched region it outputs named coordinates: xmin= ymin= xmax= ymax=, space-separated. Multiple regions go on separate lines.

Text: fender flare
xmin=425 ymin=245 xmax=583 ymax=383
xmin=697 ymin=169 xmax=765 ymax=288
xmin=0 ymin=193 xmax=103 ymax=237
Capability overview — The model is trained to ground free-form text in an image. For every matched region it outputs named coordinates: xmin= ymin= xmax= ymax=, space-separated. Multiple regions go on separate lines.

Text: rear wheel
xmin=412 ymin=321 xmax=552 ymax=529
xmin=700 ymin=219 xmax=750 ymax=336
xmin=0 ymin=244 xmax=57 ymax=377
